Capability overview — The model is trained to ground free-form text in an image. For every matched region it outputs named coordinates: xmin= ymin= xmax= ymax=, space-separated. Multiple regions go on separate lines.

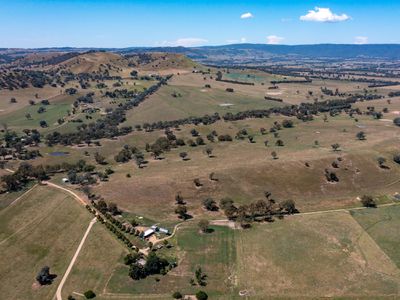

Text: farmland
xmin=1 ymin=49 xmax=400 ymax=299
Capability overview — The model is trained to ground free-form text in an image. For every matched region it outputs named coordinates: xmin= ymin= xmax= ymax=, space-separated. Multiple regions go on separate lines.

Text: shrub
xmin=360 ymin=195 xmax=376 ymax=208
xmin=394 ymin=154 xmax=400 ymax=165
xmin=84 ymin=290 xmax=96 ymax=299
xmin=196 ymin=290 xmax=208 ymax=300
xmin=172 ymin=291 xmax=183 ymax=299
xmin=393 ymin=117 xmax=400 ymax=126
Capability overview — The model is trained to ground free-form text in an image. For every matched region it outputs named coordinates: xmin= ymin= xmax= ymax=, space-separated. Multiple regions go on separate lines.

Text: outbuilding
xmin=143 ymin=228 xmax=155 ymax=238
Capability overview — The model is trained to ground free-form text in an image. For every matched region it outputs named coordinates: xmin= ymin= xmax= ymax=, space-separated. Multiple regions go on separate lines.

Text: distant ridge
xmin=2 ymin=44 xmax=400 ymax=62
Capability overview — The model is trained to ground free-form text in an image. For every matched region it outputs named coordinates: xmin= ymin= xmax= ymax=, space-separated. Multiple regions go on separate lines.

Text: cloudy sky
xmin=1 ymin=0 xmax=399 ymax=48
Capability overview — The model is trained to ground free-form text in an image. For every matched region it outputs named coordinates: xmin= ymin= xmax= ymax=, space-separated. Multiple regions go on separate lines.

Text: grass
xmin=91 ymin=111 xmax=400 ymax=223
xmin=105 ymin=224 xmax=236 ymax=298
xmin=235 ymin=212 xmax=400 ymax=298
xmin=0 ymin=185 xmax=93 ymax=300
xmin=61 ymin=223 xmax=128 ymax=299
xmin=351 ymin=204 xmax=400 ymax=268
xmin=125 ymin=84 xmax=283 ymax=125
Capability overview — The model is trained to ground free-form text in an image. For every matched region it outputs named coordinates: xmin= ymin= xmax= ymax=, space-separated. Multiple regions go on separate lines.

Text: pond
xmin=49 ymin=151 xmax=69 ymax=157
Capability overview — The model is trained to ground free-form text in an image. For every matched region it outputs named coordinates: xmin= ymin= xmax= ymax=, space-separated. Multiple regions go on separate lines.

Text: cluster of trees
xmin=1 ymin=163 xmax=48 ymax=192
xmin=0 ymin=69 xmax=57 ymax=90
xmin=114 ymin=145 xmax=145 ymax=168
xmin=126 ymin=252 xmax=175 ymax=280
xmin=215 ymin=71 xmax=255 ymax=86
xmin=104 ymin=88 xmax=137 ymax=99
xmin=87 ymin=205 xmax=136 ymax=249
xmin=219 ymin=193 xmax=298 ymax=227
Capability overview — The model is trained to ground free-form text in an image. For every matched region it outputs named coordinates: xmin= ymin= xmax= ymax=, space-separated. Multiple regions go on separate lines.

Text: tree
xmin=175 ymin=193 xmax=185 ymax=204
xmin=175 ymin=205 xmax=188 ymax=219
xmin=172 ymin=291 xmax=183 ymax=299
xmin=271 ymin=151 xmax=278 ymax=159
xmin=205 ymin=146 xmax=213 ymax=157
xmin=275 ymin=139 xmax=284 ymax=146
xmin=84 ymin=290 xmax=96 ymax=299
xmin=36 ymin=266 xmax=55 ymax=285
xmin=196 ymin=290 xmax=208 ymax=300
xmin=202 ymin=198 xmax=218 ymax=211
xmin=377 ymin=157 xmax=387 ymax=168
xmin=331 ymin=143 xmax=340 ymax=151
xmin=194 ymin=178 xmax=202 ymax=187
xmin=394 ymin=154 xmax=400 ymax=165
xmin=129 ymin=264 xmax=145 ymax=280
xmin=179 ymin=152 xmax=188 ymax=161
xmin=360 ymin=195 xmax=376 ymax=208
xmin=282 ymin=119 xmax=294 ymax=128
xmin=144 ymin=252 xmax=169 ymax=275
xmin=279 ymin=199 xmax=297 ymax=214
xmin=39 ymin=120 xmax=48 ymax=128
xmin=198 ymin=219 xmax=210 ymax=233
xmin=94 ymin=152 xmax=106 ymax=165
xmin=195 ymin=267 xmax=207 ymax=286
xmin=356 ymin=131 xmax=366 ymax=140
xmin=394 ymin=117 xmax=400 ymax=127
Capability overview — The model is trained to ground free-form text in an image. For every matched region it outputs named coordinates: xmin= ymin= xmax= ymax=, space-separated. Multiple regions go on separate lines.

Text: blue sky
xmin=1 ymin=0 xmax=399 ymax=48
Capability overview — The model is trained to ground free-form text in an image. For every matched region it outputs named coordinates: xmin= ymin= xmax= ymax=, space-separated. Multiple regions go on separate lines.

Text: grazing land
xmin=1 ymin=49 xmax=400 ymax=299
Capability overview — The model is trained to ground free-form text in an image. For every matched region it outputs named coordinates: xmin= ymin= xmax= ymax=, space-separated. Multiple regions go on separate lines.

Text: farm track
xmin=55 ymin=217 xmax=97 ymax=300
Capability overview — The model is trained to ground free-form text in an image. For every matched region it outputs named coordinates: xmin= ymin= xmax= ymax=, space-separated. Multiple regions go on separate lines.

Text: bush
xmin=360 ymin=195 xmax=376 ymax=208
xmin=196 ymin=290 xmax=208 ymax=300
xmin=172 ymin=291 xmax=183 ymax=299
xmin=394 ymin=154 xmax=400 ymax=165
xmin=394 ymin=117 xmax=400 ymax=126
xmin=84 ymin=290 xmax=96 ymax=299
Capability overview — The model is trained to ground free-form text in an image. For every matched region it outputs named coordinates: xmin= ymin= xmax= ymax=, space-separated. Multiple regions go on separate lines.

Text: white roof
xmin=143 ymin=229 xmax=155 ymax=237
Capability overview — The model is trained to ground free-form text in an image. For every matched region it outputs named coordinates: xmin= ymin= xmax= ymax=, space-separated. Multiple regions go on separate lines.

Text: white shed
xmin=143 ymin=229 xmax=155 ymax=238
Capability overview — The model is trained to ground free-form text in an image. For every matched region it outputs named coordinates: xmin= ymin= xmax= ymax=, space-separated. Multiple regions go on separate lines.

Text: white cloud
xmin=300 ymin=7 xmax=350 ymax=23
xmin=354 ymin=36 xmax=368 ymax=44
xmin=158 ymin=38 xmax=208 ymax=47
xmin=226 ymin=37 xmax=247 ymax=44
xmin=240 ymin=12 xmax=253 ymax=19
xmin=267 ymin=35 xmax=284 ymax=45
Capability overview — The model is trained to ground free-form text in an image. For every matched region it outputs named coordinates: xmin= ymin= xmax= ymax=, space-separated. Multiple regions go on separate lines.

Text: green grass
xmin=105 ymin=225 xmax=236 ymax=298
xmin=351 ymin=204 xmax=400 ymax=268
xmin=1 ymin=100 xmax=72 ymax=133
xmin=0 ymin=185 xmax=93 ymax=300
xmin=125 ymin=84 xmax=283 ymax=125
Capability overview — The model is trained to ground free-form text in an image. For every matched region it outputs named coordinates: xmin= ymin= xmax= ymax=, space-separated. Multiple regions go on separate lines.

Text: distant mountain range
xmin=2 ymin=44 xmax=400 ymax=64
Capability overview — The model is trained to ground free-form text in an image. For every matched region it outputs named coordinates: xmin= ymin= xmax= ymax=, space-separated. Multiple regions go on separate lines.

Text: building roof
xmin=143 ymin=229 xmax=155 ymax=237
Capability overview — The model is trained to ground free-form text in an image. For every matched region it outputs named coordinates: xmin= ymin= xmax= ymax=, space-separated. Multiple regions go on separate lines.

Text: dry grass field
xmin=0 ymin=185 xmax=93 ymax=300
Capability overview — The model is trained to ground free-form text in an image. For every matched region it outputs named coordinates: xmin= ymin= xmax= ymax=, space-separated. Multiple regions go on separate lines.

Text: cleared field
xmin=0 ymin=185 xmax=92 ymax=300
xmin=351 ymin=204 xmax=400 ymax=268
xmin=125 ymin=83 xmax=283 ymax=125
xmin=61 ymin=223 xmax=127 ymax=299
xmin=235 ymin=212 xmax=400 ymax=298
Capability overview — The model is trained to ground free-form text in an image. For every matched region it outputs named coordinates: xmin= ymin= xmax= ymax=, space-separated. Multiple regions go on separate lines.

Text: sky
xmin=1 ymin=0 xmax=399 ymax=48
